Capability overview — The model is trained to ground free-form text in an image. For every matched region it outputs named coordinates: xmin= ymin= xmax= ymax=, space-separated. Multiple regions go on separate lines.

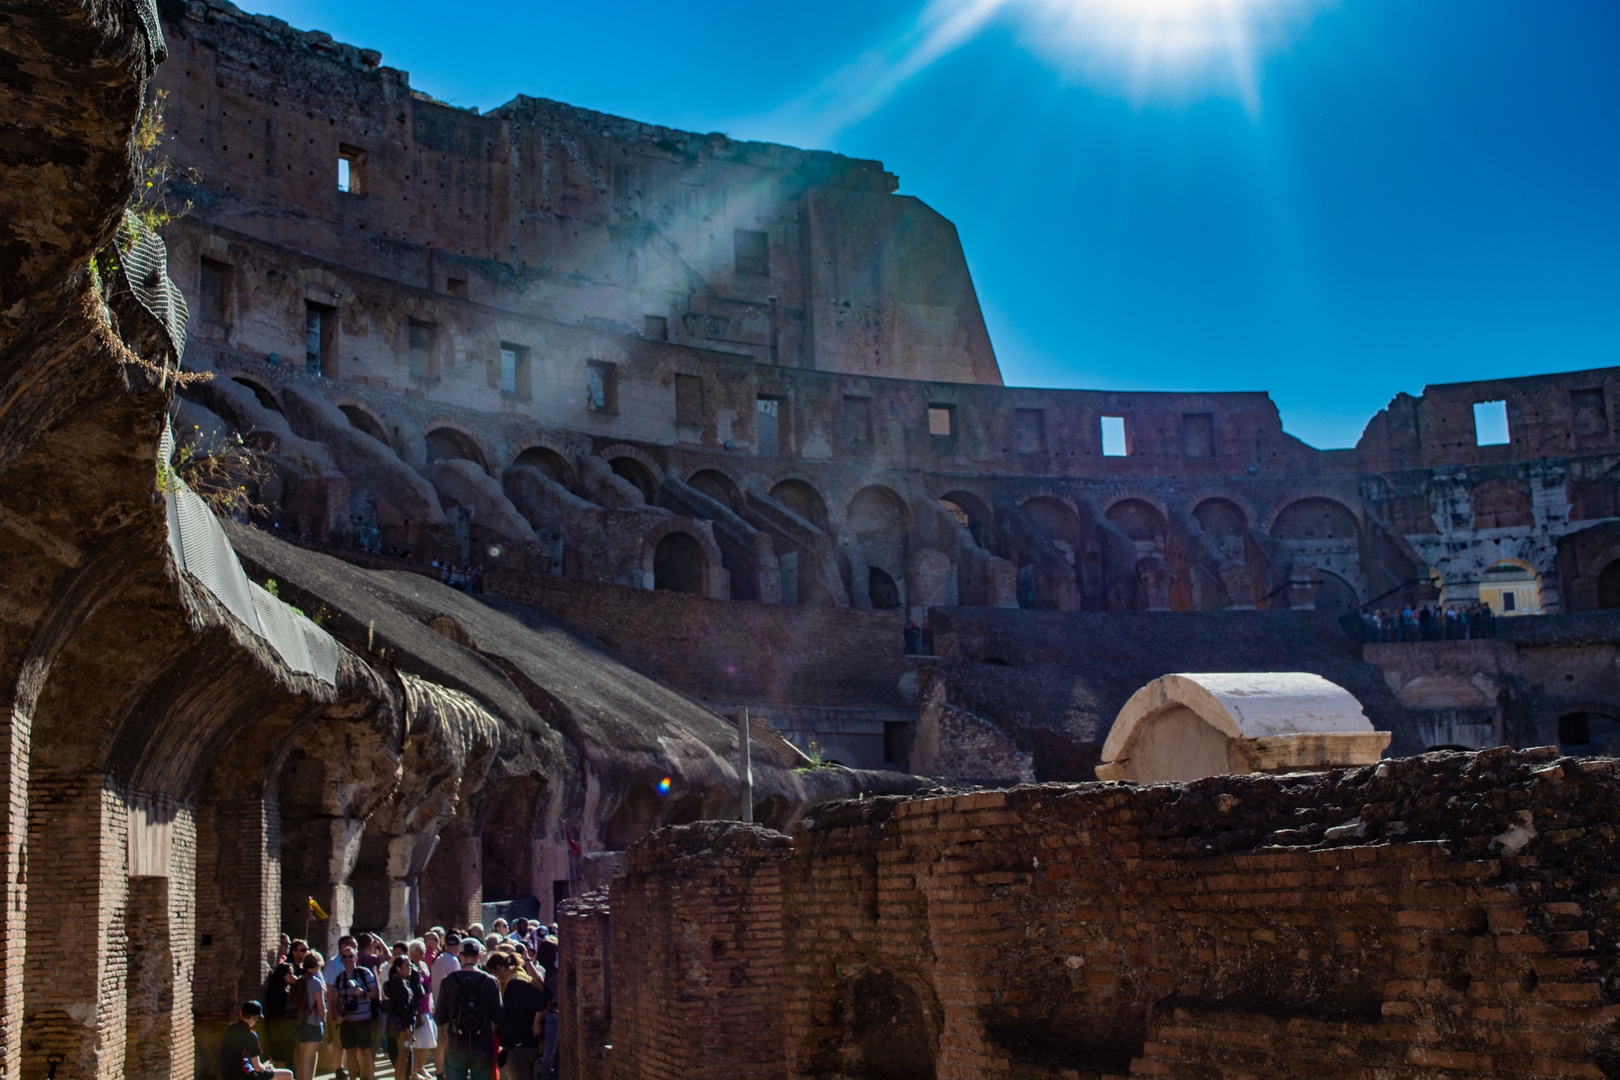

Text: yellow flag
xmin=308 ymin=896 xmax=329 ymax=921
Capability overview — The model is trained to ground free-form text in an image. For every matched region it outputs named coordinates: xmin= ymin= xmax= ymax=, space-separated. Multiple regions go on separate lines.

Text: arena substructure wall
xmin=565 ymin=748 xmax=1620 ymax=1080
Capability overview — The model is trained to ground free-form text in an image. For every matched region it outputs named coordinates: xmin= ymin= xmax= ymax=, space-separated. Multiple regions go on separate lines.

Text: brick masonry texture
xmin=574 ymin=749 xmax=1619 ymax=1079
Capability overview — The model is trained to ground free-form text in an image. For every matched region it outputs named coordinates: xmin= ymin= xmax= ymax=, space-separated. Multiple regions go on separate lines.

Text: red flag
xmin=564 ymin=823 xmax=581 ymax=856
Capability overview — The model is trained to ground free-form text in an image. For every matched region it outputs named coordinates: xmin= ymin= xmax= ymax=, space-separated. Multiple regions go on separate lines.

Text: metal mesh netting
xmin=161 ymin=421 xmax=338 ymax=685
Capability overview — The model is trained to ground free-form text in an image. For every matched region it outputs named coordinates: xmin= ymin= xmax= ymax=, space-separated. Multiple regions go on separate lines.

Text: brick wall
xmin=557 ymin=891 xmax=611 ymax=1080
xmin=610 ymin=824 xmax=791 ymax=1080
xmin=779 ymin=749 xmax=1619 ymax=1078
xmin=486 ymin=572 xmax=907 ymax=709
xmin=0 ymin=708 xmax=28 ymax=1080
xmin=603 ymin=749 xmax=1617 ymax=1079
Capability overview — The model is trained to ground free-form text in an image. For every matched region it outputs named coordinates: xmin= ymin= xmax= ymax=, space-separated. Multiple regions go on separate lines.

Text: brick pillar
xmin=557 ymin=892 xmax=610 ymax=1080
xmin=610 ymin=823 xmax=791 ymax=1080
xmin=22 ymin=772 xmax=131 ymax=1080
xmin=194 ymin=795 xmax=279 ymax=1071
xmin=0 ymin=707 xmax=30 ymax=1080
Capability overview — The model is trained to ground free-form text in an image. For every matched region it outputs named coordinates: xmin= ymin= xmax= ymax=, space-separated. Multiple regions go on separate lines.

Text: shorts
xmin=340 ymin=1019 xmax=376 ymax=1050
xmin=296 ymin=1022 xmax=324 ymax=1043
xmin=250 ymin=1071 xmax=277 ymax=1080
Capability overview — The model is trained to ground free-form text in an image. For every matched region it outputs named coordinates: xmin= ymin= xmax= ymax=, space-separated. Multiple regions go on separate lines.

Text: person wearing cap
xmin=220 ymin=1000 xmax=294 ymax=1080
xmin=435 ymin=938 xmax=502 ymax=1080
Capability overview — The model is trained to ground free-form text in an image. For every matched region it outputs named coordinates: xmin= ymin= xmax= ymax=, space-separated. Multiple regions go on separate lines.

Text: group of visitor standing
xmin=228 ymin=919 xmax=560 ymax=1080
xmin=1359 ymin=602 xmax=1497 ymax=642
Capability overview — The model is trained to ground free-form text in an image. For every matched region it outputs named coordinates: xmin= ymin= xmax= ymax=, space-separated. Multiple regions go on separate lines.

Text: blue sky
xmin=241 ymin=0 xmax=1618 ymax=448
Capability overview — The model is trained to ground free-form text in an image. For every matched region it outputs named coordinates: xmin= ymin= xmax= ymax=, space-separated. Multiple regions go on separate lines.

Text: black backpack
xmin=445 ymin=970 xmax=490 ymax=1040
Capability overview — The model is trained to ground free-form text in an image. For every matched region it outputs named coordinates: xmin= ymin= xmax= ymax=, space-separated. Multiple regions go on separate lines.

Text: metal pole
xmin=739 ymin=707 xmax=754 ymax=823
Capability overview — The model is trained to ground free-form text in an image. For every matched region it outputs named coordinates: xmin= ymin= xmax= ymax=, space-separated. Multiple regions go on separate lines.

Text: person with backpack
xmin=331 ymin=944 xmax=381 ymax=1080
xmin=435 ymin=938 xmax=502 ymax=1080
xmin=289 ymin=952 xmax=327 ymax=1080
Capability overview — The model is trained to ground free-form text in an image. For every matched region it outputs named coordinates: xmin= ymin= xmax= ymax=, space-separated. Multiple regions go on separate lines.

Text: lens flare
xmin=655 ymin=777 xmax=672 ymax=797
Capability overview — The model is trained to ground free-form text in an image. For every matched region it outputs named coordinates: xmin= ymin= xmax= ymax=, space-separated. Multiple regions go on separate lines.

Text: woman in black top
xmin=383 ymin=955 xmax=424 ymax=1080
xmin=260 ymin=963 xmax=296 ymax=1065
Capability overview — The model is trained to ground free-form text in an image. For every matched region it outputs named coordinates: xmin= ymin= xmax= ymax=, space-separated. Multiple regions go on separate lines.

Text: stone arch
xmin=423 ymin=423 xmax=491 ymax=474
xmin=687 ymin=468 xmax=745 ymax=514
xmin=817 ymin=966 xmax=941 ymax=1080
xmin=769 ymin=478 xmax=829 ymax=530
xmin=1599 ymin=558 xmax=1620 ymax=610
xmin=512 ymin=445 xmax=575 ymax=488
xmin=848 ymin=486 xmax=911 ymax=609
xmin=1557 ymin=707 xmax=1620 ymax=755
xmin=1271 ymin=497 xmax=1360 ymax=541
xmin=1106 ymin=498 xmax=1167 ymax=548
xmin=610 ymin=456 xmax=659 ymax=505
xmin=1020 ymin=495 xmax=1081 ymax=563
xmin=292 ymin=266 xmax=357 ymax=309
xmin=1193 ymin=497 xmax=1248 ymax=539
xmin=1312 ymin=568 xmax=1361 ymax=617
xmin=938 ymin=489 xmax=991 ymax=548
xmin=231 ymin=376 xmax=283 ymax=415
xmin=338 ymin=403 xmax=388 ymax=445
xmin=641 ymin=519 xmax=726 ymax=598
xmin=1480 ymin=557 xmax=1541 ymax=615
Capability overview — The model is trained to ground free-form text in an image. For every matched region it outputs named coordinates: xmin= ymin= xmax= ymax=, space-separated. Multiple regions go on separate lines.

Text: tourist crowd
xmin=1357 ymin=602 xmax=1498 ymax=643
xmin=224 ymin=918 xmax=559 ymax=1080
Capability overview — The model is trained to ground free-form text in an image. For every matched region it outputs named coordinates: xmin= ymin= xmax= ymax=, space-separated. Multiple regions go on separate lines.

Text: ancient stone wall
xmin=610 ymin=823 xmax=791 ymax=1080
xmin=577 ymin=750 xmax=1619 ymax=1079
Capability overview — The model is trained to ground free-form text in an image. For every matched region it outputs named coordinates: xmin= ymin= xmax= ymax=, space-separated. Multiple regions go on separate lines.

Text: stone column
xmin=281 ymin=816 xmax=364 ymax=955
xmin=194 ymin=795 xmax=281 ymax=1030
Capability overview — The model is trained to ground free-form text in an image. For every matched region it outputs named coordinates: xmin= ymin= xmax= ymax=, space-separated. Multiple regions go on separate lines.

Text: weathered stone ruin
xmin=0 ymin=3 xmax=1616 ymax=1079
xmin=569 ymin=750 xmax=1619 ymax=1078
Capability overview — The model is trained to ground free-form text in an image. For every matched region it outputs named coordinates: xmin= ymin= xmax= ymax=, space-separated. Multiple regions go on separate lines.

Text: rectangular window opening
xmin=756 ymin=396 xmax=782 ymax=459
xmin=1101 ymin=415 xmax=1129 ymax=457
xmin=199 ymin=258 xmax=231 ymax=325
xmin=337 ymin=145 xmax=366 ymax=195
xmin=587 ymin=360 xmax=617 ymax=414
xmin=1473 ymin=400 xmax=1510 ymax=446
xmin=445 ymin=278 xmax=468 ymax=299
xmin=734 ymin=229 xmax=769 ymax=278
xmin=499 ymin=342 xmax=530 ymax=400
xmin=1571 ymin=387 xmax=1608 ymax=444
xmin=928 ymin=406 xmax=954 ymax=437
xmin=305 ymin=301 xmax=335 ymax=377
xmin=408 ymin=319 xmax=438 ymax=380
xmin=644 ymin=315 xmax=668 ymax=341
xmin=675 ymin=374 xmax=705 ymax=427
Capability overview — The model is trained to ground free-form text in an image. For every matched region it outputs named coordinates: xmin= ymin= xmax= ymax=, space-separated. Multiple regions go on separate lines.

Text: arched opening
xmin=688 ymin=469 xmax=744 ymax=514
xmin=232 ymin=377 xmax=283 ymax=414
xmin=868 ymin=568 xmax=901 ymax=610
xmin=830 ymin=970 xmax=937 ymax=1080
xmin=1106 ymin=499 xmax=1167 ymax=548
xmin=1272 ymin=498 xmax=1360 ymax=540
xmin=654 ymin=532 xmax=707 ymax=595
xmin=424 ymin=427 xmax=488 ymax=473
xmin=610 ymin=456 xmax=659 ymax=505
xmin=1479 ymin=560 xmax=1540 ymax=615
xmin=770 ymin=479 xmax=829 ymax=530
xmin=340 ymin=405 xmax=388 ymax=445
xmin=1599 ymin=558 xmax=1620 ymax=610
xmin=514 ymin=446 xmax=574 ymax=488
xmin=1193 ymin=498 xmax=1247 ymax=539
xmin=1558 ymin=712 xmax=1620 ymax=755
xmin=1021 ymin=497 xmax=1080 ymax=564
xmin=939 ymin=490 xmax=990 ymax=548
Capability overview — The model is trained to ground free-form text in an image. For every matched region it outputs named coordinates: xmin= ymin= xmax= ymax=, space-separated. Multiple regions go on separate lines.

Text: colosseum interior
xmin=0 ymin=2 xmax=1615 ymax=1079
